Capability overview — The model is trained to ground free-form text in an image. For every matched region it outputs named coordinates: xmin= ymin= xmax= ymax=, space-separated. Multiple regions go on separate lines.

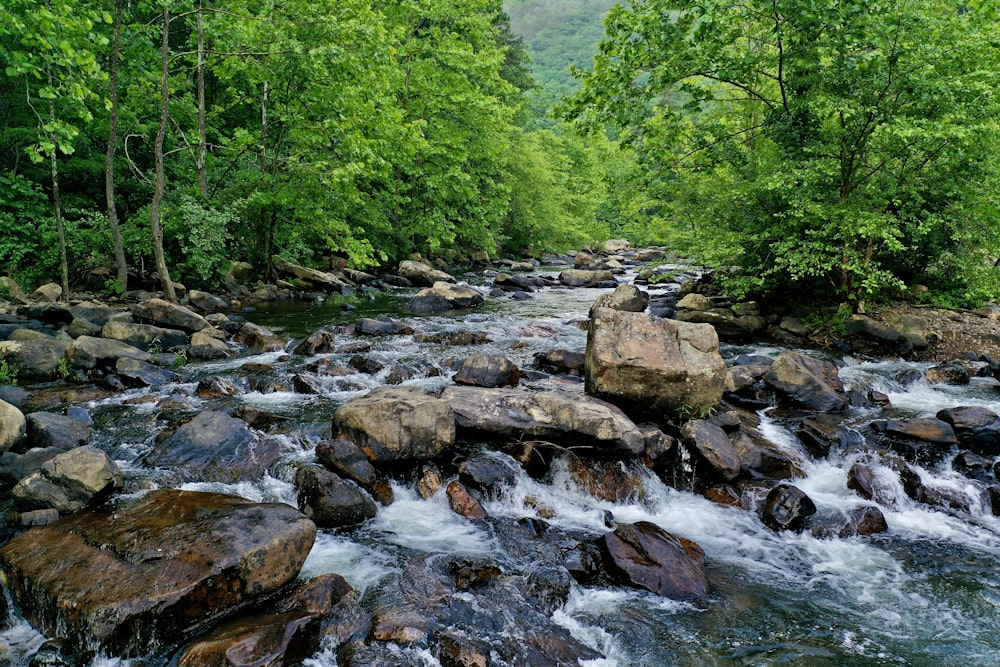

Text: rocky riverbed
xmin=2 ymin=245 xmax=1000 ymax=665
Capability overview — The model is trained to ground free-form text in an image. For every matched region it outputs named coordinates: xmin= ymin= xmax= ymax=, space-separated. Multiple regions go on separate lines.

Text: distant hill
xmin=504 ymin=0 xmax=618 ymax=113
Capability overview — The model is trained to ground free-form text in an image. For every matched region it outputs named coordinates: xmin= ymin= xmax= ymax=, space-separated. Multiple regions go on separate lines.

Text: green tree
xmin=567 ymin=0 xmax=1000 ymax=306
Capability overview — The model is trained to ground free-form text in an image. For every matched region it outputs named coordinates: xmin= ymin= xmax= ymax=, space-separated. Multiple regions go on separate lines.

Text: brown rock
xmin=334 ymin=387 xmax=455 ymax=462
xmin=446 ymin=481 xmax=487 ymax=521
xmin=599 ymin=521 xmax=709 ymax=600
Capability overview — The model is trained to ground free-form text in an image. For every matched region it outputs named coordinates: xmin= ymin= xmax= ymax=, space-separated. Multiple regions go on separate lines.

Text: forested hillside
xmin=0 ymin=0 xmax=615 ymax=297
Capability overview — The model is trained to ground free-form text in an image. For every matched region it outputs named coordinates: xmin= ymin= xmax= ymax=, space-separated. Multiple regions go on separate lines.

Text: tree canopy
xmin=566 ymin=0 xmax=1000 ymax=306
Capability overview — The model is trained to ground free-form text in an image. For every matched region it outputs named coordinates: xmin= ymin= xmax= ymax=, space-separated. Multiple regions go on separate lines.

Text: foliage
xmin=0 ymin=359 xmax=17 ymax=386
xmin=566 ymin=0 xmax=1000 ymax=306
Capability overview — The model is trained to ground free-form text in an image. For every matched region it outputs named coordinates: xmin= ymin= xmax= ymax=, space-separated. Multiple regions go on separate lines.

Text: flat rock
xmin=0 ymin=489 xmax=316 ymax=657
xmin=333 ymin=387 xmax=455 ymax=462
xmin=101 ymin=321 xmax=188 ymax=351
xmin=558 ymin=269 xmax=614 ymax=287
xmin=132 ymin=298 xmax=212 ymax=333
xmin=25 ymin=412 xmax=91 ymax=452
xmin=411 ymin=282 xmax=485 ymax=313
xmin=67 ymin=335 xmax=150 ymax=370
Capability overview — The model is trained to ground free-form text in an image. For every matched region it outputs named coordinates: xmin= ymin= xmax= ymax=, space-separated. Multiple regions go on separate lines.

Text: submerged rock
xmin=0 ymin=489 xmax=316 ymax=657
xmin=585 ymin=308 xmax=727 ymax=421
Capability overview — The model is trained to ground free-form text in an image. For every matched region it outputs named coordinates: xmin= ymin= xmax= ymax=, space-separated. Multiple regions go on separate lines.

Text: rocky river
xmin=2 ymin=249 xmax=1000 ymax=666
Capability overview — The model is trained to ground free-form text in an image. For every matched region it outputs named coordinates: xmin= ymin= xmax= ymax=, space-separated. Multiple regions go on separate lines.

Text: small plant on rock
xmin=0 ymin=359 xmax=18 ymax=385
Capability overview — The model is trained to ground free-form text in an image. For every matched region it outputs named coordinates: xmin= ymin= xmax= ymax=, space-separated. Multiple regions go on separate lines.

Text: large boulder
xmin=585 ymin=308 xmax=727 ymax=421
xmin=25 ymin=411 xmax=91 ymax=451
xmin=189 ymin=330 xmax=233 ymax=359
xmin=294 ymin=464 xmax=377 ymax=528
xmin=398 ymin=260 xmax=455 ymax=287
xmin=101 ymin=321 xmax=188 ymax=351
xmin=763 ymin=351 xmax=846 ymax=412
xmin=0 ymin=337 xmax=69 ymax=379
xmin=67 ymin=335 xmax=150 ymax=370
xmin=143 ymin=410 xmax=283 ymax=483
xmin=558 ymin=269 xmax=614 ymax=287
xmin=590 ymin=284 xmax=648 ymax=314
xmin=679 ymin=420 xmax=741 ymax=481
xmin=115 ymin=357 xmax=180 ymax=387
xmin=11 ymin=445 xmax=120 ymax=512
xmin=69 ymin=301 xmax=117 ymax=326
xmin=132 ymin=298 xmax=212 ymax=333
xmin=232 ymin=322 xmax=286 ymax=354
xmin=333 ymin=386 xmax=455 ymax=462
xmin=936 ymin=406 xmax=1000 ymax=456
xmin=603 ymin=239 xmax=630 ymax=254
xmin=871 ymin=418 xmax=957 ymax=465
xmin=599 ymin=521 xmax=708 ymax=601
xmin=453 ymin=353 xmax=522 ymax=388
xmin=440 ymin=386 xmax=644 ymax=455
xmin=315 ymin=439 xmax=393 ymax=505
xmin=186 ymin=289 xmax=231 ymax=314
xmin=0 ymin=490 xmax=316 ymax=657
xmin=271 ymin=255 xmax=353 ymax=293
xmin=674 ymin=307 xmax=766 ymax=340
xmin=410 ymin=282 xmax=485 ymax=313
xmin=31 ymin=282 xmax=62 ymax=303
xmin=0 ymin=398 xmax=26 ymax=454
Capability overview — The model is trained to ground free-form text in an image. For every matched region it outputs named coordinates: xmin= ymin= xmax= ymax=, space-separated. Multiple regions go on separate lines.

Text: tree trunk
xmin=47 ymin=69 xmax=69 ymax=302
xmin=259 ymin=80 xmax=268 ymax=172
xmin=196 ymin=0 xmax=208 ymax=198
xmin=105 ymin=0 xmax=128 ymax=293
xmin=151 ymin=6 xmax=177 ymax=303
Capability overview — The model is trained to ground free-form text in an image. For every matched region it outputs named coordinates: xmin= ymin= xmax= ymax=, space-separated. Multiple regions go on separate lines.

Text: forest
xmin=3 ymin=0 xmax=1000 ymax=308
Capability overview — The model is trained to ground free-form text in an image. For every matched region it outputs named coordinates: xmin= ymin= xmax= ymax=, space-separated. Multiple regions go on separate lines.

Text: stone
xmin=11 ymin=445 xmax=120 ymax=512
xmin=333 ymin=386 xmax=455 ymax=462
xmin=0 ymin=490 xmax=315 ymax=657
xmin=410 ymin=282 xmax=485 ymax=313
xmin=25 ymin=412 xmax=91 ymax=452
xmin=186 ymin=290 xmax=231 ymax=313
xmin=590 ymin=284 xmax=648 ymax=314
xmin=67 ymin=335 xmax=150 ymax=370
xmin=293 ymin=331 xmax=337 ymax=356
xmin=132 ymin=298 xmax=212 ymax=332
xmin=574 ymin=252 xmax=596 ymax=269
xmin=763 ymin=351 xmax=846 ymax=412
xmin=568 ymin=458 xmax=646 ymax=503
xmin=271 ymin=255 xmax=353 ymax=293
xmin=458 ymin=452 xmax=520 ymax=498
xmin=0 ymin=398 xmax=26 ymax=454
xmin=761 ymin=484 xmax=816 ymax=532
xmin=675 ymin=293 xmax=713 ymax=311
xmin=115 ymin=357 xmax=180 ymax=387
xmin=415 ymin=331 xmax=491 ymax=346
xmin=31 ymin=282 xmax=62 ymax=303
xmin=417 ymin=465 xmax=444 ymax=499
xmin=0 ymin=276 xmax=24 ymax=298
xmin=599 ymin=521 xmax=709 ymax=601
xmin=446 ymin=480 xmax=487 ymax=521
xmin=926 ymin=362 xmax=970 ymax=385
xmin=177 ymin=610 xmax=321 ymax=667
xmin=838 ymin=506 xmax=889 ymax=538
xmin=195 ymin=376 xmax=241 ymax=398
xmin=143 ymin=410 xmax=282 ymax=483
xmin=585 ymin=308 xmax=727 ymax=421
xmin=492 ymin=273 xmax=549 ymax=293
xmin=67 ymin=317 xmax=103 ymax=339
xmin=796 ymin=414 xmax=856 ymax=458
xmin=603 ymin=239 xmax=630 ymax=253
xmin=189 ymin=330 xmax=233 ymax=359
xmin=294 ymin=465 xmax=377 ymax=528
xmin=453 ymin=353 xmax=522 ymax=388
xmin=316 ymin=439 xmax=393 ymax=505
xmin=680 ymin=419 xmax=741 ymax=481
xmin=69 ymin=301 xmax=117 ymax=326
xmin=101 ymin=321 xmax=188 ymax=351
xmin=558 ymin=269 xmax=614 ymax=287
xmin=872 ymin=418 xmax=957 ymax=465
xmin=357 ymin=318 xmax=414 ymax=336
xmin=397 ymin=260 xmax=455 ymax=287
xmin=533 ymin=349 xmax=585 ymax=376
xmin=232 ymin=322 xmax=286 ymax=354
xmin=936 ymin=406 xmax=1000 ymax=456
xmin=441 ymin=386 xmax=644 ymax=455
xmin=0 ymin=337 xmax=69 ymax=379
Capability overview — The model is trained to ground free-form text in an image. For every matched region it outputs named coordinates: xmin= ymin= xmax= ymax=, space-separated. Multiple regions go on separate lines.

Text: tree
xmin=567 ymin=0 xmax=1000 ymax=306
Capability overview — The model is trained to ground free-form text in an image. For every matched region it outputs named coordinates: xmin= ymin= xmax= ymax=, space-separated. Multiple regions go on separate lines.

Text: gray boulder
xmin=115 ymin=357 xmax=180 ymax=387
xmin=410 ymin=282 xmax=485 ymax=313
xmin=585 ymin=308 xmax=727 ymax=421
xmin=558 ymin=269 xmax=614 ymax=287
xmin=101 ymin=321 xmax=188 ymax=351
xmin=591 ymin=284 xmax=648 ymax=314
xmin=294 ymin=464 xmax=377 ymax=528
xmin=25 ymin=412 xmax=91 ymax=452
xmin=67 ymin=336 xmax=150 ymax=370
xmin=680 ymin=420 xmax=741 ymax=481
xmin=334 ymin=386 xmax=455 ymax=462
xmin=453 ymin=353 xmax=522 ymax=388
xmin=398 ymin=260 xmax=455 ymax=287
xmin=0 ymin=337 xmax=69 ymax=379
xmin=11 ymin=445 xmax=120 ymax=512
xmin=763 ymin=351 xmax=846 ymax=412
xmin=189 ymin=330 xmax=233 ymax=359
xmin=186 ymin=289 xmax=231 ymax=313
xmin=132 ymin=298 xmax=212 ymax=332
xmin=0 ymin=398 xmax=26 ymax=454
xmin=271 ymin=255 xmax=354 ymax=293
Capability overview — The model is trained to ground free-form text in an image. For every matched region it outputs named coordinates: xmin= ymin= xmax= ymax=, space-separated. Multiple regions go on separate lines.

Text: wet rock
xmin=567 ymin=458 xmax=646 ymax=502
xmin=763 ymin=351 xmax=846 ymax=412
xmin=453 ymin=353 xmax=522 ymax=388
xmin=101 ymin=321 xmax=188 ymax=351
xmin=591 ymin=284 xmax=648 ymax=314
xmin=293 ymin=331 xmax=337 ymax=355
xmin=730 ymin=429 xmax=805 ymax=480
xmin=115 ymin=357 xmax=179 ymax=387
xmin=291 ymin=373 xmax=322 ymax=395
xmin=442 ymin=386 xmax=643 ymax=455
xmin=705 ymin=484 xmax=743 ymax=507
xmin=533 ymin=349 xmax=585 ymax=376
xmin=0 ymin=337 xmax=69 ymax=379
xmin=447 ymin=557 xmax=502 ymax=590
xmin=22 ymin=386 xmax=112 ymax=413
xmin=398 ymin=260 xmax=455 ymax=287
xmin=0 ymin=448 xmax=62 ymax=487
xmin=294 ymin=464 xmax=377 ymax=528
xmin=675 ymin=306 xmax=766 ymax=340
xmin=438 ymin=635 xmax=489 ymax=667
xmin=988 ymin=486 xmax=1000 ymax=516
xmin=232 ymin=322 xmax=286 ymax=354
xmin=492 ymin=273 xmax=550 ymax=293
xmin=132 ymin=298 xmax=212 ymax=332
xmin=358 ymin=317 xmax=414 ymax=336
xmin=446 ymin=481 xmax=487 ymax=521
xmin=926 ymin=361 xmax=970 ymax=385
xmin=844 ymin=314 xmax=900 ymax=342
xmin=370 ymin=610 xmax=435 ymax=643
xmin=271 ymin=255 xmax=354 ymax=293
xmin=25 ymin=638 xmax=91 ymax=667
xmin=680 ymin=419 xmax=741 ymax=481
xmin=415 ymin=331 xmax=492 ymax=346
xmin=144 ymin=410 xmax=282 ymax=483
xmin=952 ymin=451 xmax=994 ymax=482
xmin=0 ymin=489 xmax=316 ymax=657
xmin=847 ymin=462 xmax=883 ymax=501
xmin=25 ymin=412 xmax=91 ymax=452
xmin=67 ymin=317 xmax=102 ymax=339
xmin=563 ymin=541 xmax=605 ymax=584
xmin=796 ymin=413 xmax=856 ymax=458
xmin=840 ymin=506 xmax=889 ymax=537
xmin=585 ymin=308 xmax=727 ymax=421
xmin=599 ymin=521 xmax=709 ymax=601
xmin=417 ymin=465 xmax=444 ymax=499
xmin=11 ymin=445 xmax=120 ymax=512
xmin=66 ymin=335 xmax=150 ymax=371
xmin=186 ymin=290 xmax=231 ymax=313
xmin=316 ymin=439 xmax=393 ymax=505
xmin=234 ymin=406 xmax=289 ymax=430
xmin=177 ymin=610 xmax=320 ymax=667
xmin=558 ymin=269 xmax=614 ymax=287
xmin=936 ymin=406 xmax=1000 ymax=456
xmin=189 ymin=330 xmax=233 ymax=359
xmin=458 ymin=452 xmax=520 ymax=498
xmin=196 ymin=376 xmax=242 ymax=398
xmin=0 ymin=398 xmax=26 ymax=453
xmin=411 ymin=282 xmax=485 ymax=313
xmin=761 ymin=484 xmax=816 ymax=532
xmin=871 ymin=418 xmax=957 ymax=465
xmin=334 ymin=386 xmax=455 ymax=462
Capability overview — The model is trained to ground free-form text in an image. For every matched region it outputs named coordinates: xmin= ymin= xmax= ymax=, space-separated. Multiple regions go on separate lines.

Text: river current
xmin=3 ymin=273 xmax=1000 ymax=666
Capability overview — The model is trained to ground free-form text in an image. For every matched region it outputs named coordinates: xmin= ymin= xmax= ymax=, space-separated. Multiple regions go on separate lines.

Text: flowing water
xmin=3 ymin=273 xmax=1000 ymax=666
